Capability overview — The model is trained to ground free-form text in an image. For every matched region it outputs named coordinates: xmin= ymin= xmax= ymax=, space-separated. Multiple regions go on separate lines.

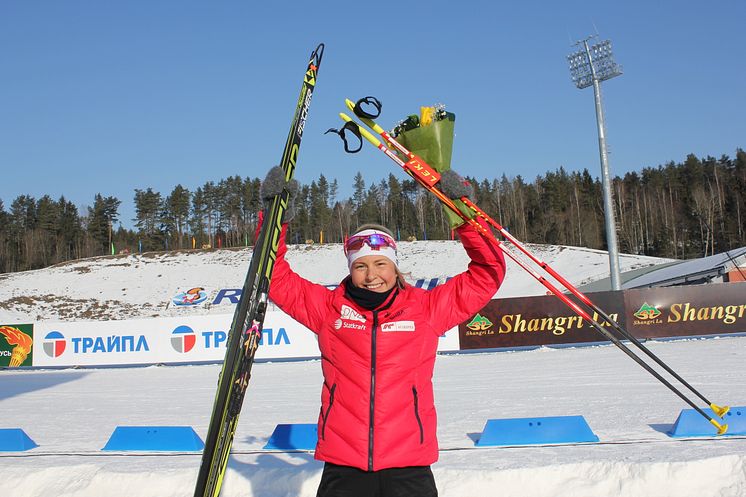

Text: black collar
xmin=344 ymin=278 xmax=398 ymax=311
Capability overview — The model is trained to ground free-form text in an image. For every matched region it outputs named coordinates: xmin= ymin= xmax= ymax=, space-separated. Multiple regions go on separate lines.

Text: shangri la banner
xmin=624 ymin=284 xmax=746 ymax=339
xmin=459 ymin=283 xmax=746 ymax=350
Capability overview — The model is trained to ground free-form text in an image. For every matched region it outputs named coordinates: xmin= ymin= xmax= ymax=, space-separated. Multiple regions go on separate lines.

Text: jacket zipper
xmin=357 ymin=289 xmax=397 ymax=472
xmin=321 ymin=383 xmax=336 ymax=440
xmin=368 ymin=311 xmax=379 ymax=471
xmin=412 ymin=386 xmax=424 ymax=444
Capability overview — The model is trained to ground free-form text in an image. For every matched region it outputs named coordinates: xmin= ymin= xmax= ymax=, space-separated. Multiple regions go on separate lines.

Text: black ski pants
xmin=316 ymin=462 xmax=438 ymax=497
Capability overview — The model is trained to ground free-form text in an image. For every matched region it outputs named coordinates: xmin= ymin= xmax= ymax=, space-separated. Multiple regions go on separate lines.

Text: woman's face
xmin=349 ymin=255 xmax=398 ymax=293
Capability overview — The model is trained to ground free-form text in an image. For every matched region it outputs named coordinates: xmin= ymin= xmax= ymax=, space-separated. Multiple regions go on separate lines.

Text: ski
xmin=193 ymin=43 xmax=324 ymax=497
xmin=332 ymin=97 xmax=729 ymax=434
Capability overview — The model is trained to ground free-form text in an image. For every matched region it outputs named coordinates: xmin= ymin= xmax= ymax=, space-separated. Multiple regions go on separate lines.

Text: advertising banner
xmin=0 ymin=323 xmax=34 ymax=367
xmin=458 ymin=291 xmax=625 ymax=350
xmin=33 ymin=312 xmax=321 ymax=368
xmin=459 ymin=283 xmax=746 ymax=350
xmin=14 ymin=283 xmax=746 ymax=367
xmin=31 ymin=312 xmax=460 ymax=368
xmin=624 ymin=284 xmax=746 ymax=338
xmin=167 ymin=279 xmax=449 ymax=311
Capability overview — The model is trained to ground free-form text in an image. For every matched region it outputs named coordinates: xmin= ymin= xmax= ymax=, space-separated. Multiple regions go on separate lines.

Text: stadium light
xmin=567 ymin=36 xmax=623 ymax=290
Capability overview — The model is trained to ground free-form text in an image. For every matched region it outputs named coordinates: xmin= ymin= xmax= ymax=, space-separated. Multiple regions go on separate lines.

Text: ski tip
xmin=308 ymin=43 xmax=324 ymax=70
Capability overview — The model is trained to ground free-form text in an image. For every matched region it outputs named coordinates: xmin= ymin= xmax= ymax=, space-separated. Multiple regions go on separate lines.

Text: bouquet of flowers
xmin=391 ymin=104 xmax=456 ymax=173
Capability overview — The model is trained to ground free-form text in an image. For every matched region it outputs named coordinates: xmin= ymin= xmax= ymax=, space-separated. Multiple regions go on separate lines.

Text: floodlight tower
xmin=567 ymin=36 xmax=623 ymax=290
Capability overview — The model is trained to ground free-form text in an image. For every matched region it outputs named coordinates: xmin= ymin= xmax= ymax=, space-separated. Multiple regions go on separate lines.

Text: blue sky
xmin=1 ymin=1 xmax=744 ymax=229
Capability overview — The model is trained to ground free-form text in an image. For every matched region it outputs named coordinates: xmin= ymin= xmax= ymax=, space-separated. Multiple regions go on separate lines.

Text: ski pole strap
xmin=353 ymin=96 xmax=382 ymax=119
xmin=325 ymin=121 xmax=363 ymax=153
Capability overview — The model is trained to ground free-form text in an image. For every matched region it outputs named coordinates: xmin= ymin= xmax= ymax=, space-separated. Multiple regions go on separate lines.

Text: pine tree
xmin=220 ymin=176 xmax=244 ymax=247
xmin=386 ymin=174 xmax=404 ymax=237
xmin=164 ymin=185 xmax=191 ymax=249
xmin=7 ymin=196 xmax=37 ymax=271
xmin=133 ymin=188 xmax=162 ymax=251
xmin=57 ymin=196 xmax=82 ymax=261
xmin=201 ymin=181 xmax=221 ymax=249
xmin=241 ymin=178 xmax=261 ymax=245
xmin=351 ymin=172 xmax=366 ymax=229
xmin=309 ymin=174 xmax=333 ymax=242
xmin=34 ymin=195 xmax=60 ymax=266
xmin=0 ymin=199 xmax=9 ymax=272
xmin=87 ymin=194 xmax=121 ymax=255
xmin=190 ymin=187 xmax=207 ymax=248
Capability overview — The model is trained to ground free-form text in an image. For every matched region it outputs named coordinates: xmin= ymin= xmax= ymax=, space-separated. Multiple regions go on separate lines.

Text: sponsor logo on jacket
xmin=381 ymin=321 xmax=416 ymax=332
xmin=335 ymin=305 xmax=367 ymax=331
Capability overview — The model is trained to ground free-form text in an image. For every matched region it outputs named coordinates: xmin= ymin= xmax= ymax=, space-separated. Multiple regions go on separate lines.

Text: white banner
xmin=33 ymin=312 xmax=318 ymax=367
xmin=32 ymin=313 xmax=460 ymax=367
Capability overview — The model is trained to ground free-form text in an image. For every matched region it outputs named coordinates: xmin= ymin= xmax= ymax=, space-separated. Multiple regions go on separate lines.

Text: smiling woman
xmin=345 ymin=225 xmax=403 ymax=294
xmin=261 ymin=168 xmax=508 ymax=497
xmin=349 ymin=255 xmax=397 ymax=292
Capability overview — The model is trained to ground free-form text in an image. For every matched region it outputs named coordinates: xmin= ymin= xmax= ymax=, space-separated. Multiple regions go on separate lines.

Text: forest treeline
xmin=1 ymin=149 xmax=745 ymax=274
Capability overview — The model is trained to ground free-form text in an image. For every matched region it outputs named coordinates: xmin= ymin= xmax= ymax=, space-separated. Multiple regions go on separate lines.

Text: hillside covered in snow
xmin=0 ymin=240 xmax=670 ymax=323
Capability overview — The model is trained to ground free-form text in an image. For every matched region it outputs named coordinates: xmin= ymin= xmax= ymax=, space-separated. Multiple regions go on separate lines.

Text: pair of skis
xmin=193 ymin=43 xmax=324 ymax=497
xmin=333 ymin=97 xmax=730 ymax=435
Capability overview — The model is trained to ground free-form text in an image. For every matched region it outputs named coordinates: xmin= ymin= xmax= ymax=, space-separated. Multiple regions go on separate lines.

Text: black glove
xmin=260 ymin=166 xmax=299 ymax=222
xmin=438 ymin=169 xmax=476 ymax=229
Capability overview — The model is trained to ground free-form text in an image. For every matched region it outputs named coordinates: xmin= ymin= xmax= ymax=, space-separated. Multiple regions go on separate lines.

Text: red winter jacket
xmin=268 ymin=220 xmax=505 ymax=471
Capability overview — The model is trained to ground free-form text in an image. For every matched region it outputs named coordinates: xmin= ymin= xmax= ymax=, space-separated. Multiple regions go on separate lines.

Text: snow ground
xmin=1 ymin=337 xmax=745 ymax=497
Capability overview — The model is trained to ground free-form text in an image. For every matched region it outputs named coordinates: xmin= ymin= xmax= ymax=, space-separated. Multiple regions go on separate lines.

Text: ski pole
xmin=335 ymin=104 xmax=729 ymax=434
xmin=491 ymin=244 xmax=730 ymax=435
xmin=461 ymin=196 xmax=730 ymax=418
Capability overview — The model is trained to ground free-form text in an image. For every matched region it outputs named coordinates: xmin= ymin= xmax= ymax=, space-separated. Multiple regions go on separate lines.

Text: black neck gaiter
xmin=344 ymin=278 xmax=396 ymax=311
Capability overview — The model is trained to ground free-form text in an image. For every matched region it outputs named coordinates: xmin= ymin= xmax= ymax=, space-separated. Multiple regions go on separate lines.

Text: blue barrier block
xmin=669 ymin=406 xmax=746 ymax=437
xmin=102 ymin=426 xmax=204 ymax=451
xmin=263 ymin=423 xmax=317 ymax=450
xmin=475 ymin=415 xmax=599 ymax=446
xmin=0 ymin=428 xmax=38 ymax=452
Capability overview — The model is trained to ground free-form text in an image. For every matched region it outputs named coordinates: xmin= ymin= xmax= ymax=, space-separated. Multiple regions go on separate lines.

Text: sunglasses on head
xmin=344 ymin=232 xmax=397 ymax=255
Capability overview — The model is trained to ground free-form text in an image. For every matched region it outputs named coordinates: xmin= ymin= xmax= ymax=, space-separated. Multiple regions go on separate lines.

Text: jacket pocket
xmin=321 ymin=383 xmax=337 ymax=440
xmin=412 ymin=386 xmax=424 ymax=444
